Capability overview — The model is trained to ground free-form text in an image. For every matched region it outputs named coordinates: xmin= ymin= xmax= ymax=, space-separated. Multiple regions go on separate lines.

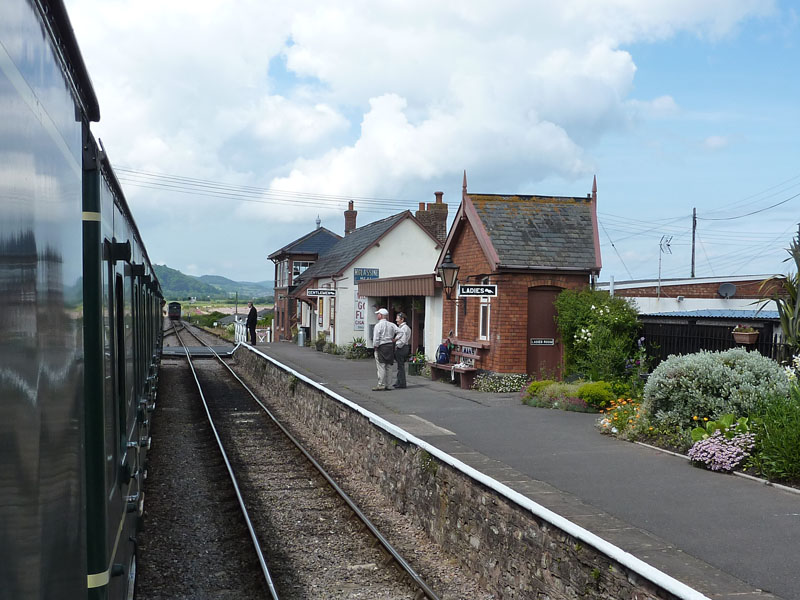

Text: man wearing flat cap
xmin=372 ymin=308 xmax=397 ymax=391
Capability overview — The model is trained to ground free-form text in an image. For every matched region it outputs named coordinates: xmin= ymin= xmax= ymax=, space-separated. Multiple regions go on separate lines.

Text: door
xmin=526 ymin=287 xmax=562 ymax=378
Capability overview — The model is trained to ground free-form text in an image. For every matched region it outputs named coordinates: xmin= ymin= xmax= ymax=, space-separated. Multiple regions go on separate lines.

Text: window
xmin=277 ymin=260 xmax=289 ymax=287
xmin=292 ymin=260 xmax=313 ymax=281
xmin=479 ymin=296 xmax=490 ymax=340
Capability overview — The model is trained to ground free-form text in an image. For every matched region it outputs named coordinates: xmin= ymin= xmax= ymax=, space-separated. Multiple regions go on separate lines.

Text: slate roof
xmin=293 ymin=212 xmax=408 ymax=288
xmin=268 ymin=227 xmax=341 ymax=260
xmin=469 ymin=194 xmax=598 ymax=270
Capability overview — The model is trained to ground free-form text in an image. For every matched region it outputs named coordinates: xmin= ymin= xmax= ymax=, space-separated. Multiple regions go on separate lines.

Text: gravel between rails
xmin=143 ymin=322 xmax=493 ymax=599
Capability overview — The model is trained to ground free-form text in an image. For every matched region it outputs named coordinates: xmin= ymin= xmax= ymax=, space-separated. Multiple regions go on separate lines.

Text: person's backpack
xmin=435 ymin=343 xmax=450 ymax=364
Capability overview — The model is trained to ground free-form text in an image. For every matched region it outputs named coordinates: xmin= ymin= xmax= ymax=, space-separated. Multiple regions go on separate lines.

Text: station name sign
xmin=307 ymin=288 xmax=336 ymax=297
xmin=458 ymin=284 xmax=497 ymax=297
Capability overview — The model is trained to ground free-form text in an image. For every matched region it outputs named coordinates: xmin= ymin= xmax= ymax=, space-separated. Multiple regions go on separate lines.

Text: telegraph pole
xmin=691 ymin=208 xmax=696 ymax=278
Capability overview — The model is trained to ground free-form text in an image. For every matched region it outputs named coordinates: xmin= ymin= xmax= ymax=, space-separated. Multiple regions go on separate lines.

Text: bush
xmin=555 ymin=288 xmax=640 ymax=380
xmin=642 ymin=347 xmax=789 ymax=430
xmin=749 ymin=385 xmax=800 ymax=481
xmin=521 ymin=379 xmax=557 ymax=402
xmin=527 ymin=382 xmax=581 ymax=407
xmin=577 ymin=381 xmax=616 ymax=410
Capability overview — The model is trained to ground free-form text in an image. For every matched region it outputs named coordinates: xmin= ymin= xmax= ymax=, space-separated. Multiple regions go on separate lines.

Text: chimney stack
xmin=415 ymin=191 xmax=448 ymax=244
xmin=344 ymin=201 xmax=357 ymax=235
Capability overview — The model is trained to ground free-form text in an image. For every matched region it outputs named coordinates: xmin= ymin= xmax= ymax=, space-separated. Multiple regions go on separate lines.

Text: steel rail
xmin=171 ymin=323 xmax=280 ymax=600
xmin=180 ymin=321 xmax=441 ymax=600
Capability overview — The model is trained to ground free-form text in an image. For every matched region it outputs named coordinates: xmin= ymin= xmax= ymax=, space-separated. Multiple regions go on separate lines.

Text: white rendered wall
xmin=317 ymin=218 xmax=441 ymax=347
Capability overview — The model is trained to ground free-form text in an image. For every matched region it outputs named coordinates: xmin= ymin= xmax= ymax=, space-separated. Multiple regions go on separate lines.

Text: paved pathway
xmin=253 ymin=341 xmax=799 ymax=600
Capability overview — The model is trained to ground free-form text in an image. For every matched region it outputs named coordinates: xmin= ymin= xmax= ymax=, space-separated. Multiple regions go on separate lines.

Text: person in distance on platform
xmin=392 ymin=312 xmax=411 ymax=389
xmin=247 ymin=301 xmax=258 ymax=345
xmin=372 ymin=308 xmax=397 ymax=391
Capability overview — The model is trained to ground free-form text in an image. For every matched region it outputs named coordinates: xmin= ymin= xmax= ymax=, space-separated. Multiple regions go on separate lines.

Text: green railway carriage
xmin=0 ymin=1 xmax=163 ymax=598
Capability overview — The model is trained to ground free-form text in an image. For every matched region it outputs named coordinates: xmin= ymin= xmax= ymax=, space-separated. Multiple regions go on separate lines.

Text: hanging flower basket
xmin=732 ymin=327 xmax=758 ymax=344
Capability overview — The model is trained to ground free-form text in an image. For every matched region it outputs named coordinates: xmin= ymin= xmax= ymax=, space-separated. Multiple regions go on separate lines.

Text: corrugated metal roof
xmin=356 ymin=274 xmax=437 ymax=297
xmin=641 ymin=309 xmax=779 ymax=320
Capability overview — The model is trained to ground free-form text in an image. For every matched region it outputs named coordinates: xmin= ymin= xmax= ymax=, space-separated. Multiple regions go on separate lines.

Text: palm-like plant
xmin=760 ymin=232 xmax=800 ymax=352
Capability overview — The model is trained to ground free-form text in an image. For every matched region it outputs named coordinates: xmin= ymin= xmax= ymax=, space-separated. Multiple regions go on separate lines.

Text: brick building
xmin=436 ymin=174 xmax=601 ymax=377
xmin=269 ymin=221 xmax=340 ymax=341
xmin=596 ymin=274 xmax=781 ymax=314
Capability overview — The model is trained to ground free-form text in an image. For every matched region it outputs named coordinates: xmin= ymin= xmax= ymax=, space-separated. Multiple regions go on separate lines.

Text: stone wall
xmin=235 ymin=348 xmax=687 ymax=600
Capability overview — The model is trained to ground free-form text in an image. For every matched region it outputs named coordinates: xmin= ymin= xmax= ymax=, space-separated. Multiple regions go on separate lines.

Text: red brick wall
xmin=614 ymin=279 xmax=774 ymax=299
xmin=442 ymin=221 xmax=591 ymax=375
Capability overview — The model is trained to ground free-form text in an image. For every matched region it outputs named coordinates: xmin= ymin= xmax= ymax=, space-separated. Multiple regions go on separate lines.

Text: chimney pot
xmin=419 ymin=202 xmax=425 ymax=211
xmin=434 ymin=191 xmax=443 ymax=203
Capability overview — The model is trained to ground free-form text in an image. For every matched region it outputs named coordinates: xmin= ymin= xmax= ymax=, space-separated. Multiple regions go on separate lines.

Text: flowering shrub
xmin=784 ymin=355 xmax=800 ymax=382
xmin=554 ymin=288 xmax=640 ymax=380
xmin=409 ymin=351 xmax=427 ymax=364
xmin=598 ymin=398 xmax=642 ymax=436
xmin=642 ymin=347 xmax=789 ymax=430
xmin=344 ymin=337 xmax=372 ymax=359
xmin=474 ymin=373 xmax=529 ymax=393
xmin=688 ymin=431 xmax=756 ymax=472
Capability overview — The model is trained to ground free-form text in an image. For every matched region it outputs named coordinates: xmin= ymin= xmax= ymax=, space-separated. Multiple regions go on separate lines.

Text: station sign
xmin=353 ymin=268 xmax=379 ymax=282
xmin=307 ymin=289 xmax=336 ymax=297
xmin=458 ymin=284 xmax=497 ymax=297
xmin=530 ymin=338 xmax=555 ymax=346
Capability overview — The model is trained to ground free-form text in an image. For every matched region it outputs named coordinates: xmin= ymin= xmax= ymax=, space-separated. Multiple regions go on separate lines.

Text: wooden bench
xmin=428 ymin=340 xmax=489 ymax=389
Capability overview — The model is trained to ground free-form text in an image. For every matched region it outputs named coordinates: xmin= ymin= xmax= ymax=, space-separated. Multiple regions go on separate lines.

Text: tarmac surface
xmin=251 ymin=340 xmax=799 ymax=600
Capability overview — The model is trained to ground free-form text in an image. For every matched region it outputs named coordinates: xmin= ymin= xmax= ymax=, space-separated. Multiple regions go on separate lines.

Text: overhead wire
xmin=115 ymin=166 xmax=429 ymax=213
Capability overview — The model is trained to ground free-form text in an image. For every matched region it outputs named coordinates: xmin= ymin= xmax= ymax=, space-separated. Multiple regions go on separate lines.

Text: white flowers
xmin=786 ymin=355 xmax=800 ymax=382
xmin=575 ymin=327 xmax=593 ymax=343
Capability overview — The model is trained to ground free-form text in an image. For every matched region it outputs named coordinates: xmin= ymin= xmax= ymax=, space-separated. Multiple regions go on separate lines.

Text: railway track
xmin=170 ymin=320 xmax=441 ymax=599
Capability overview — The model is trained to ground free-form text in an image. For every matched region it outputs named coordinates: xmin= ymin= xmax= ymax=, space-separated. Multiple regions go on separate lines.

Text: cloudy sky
xmin=64 ymin=0 xmax=800 ymax=283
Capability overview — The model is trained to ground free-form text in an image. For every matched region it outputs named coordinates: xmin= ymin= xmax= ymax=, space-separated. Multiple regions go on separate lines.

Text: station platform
xmin=254 ymin=340 xmax=798 ymax=600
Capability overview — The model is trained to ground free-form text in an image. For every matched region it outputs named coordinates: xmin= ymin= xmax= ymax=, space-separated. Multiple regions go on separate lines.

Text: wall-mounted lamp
xmin=438 ymin=251 xmax=460 ymax=300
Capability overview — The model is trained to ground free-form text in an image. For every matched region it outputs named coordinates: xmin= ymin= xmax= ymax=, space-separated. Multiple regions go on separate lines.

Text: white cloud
xmin=62 ymin=0 xmax=777 ymax=278
xmin=703 ymin=135 xmax=731 ymax=149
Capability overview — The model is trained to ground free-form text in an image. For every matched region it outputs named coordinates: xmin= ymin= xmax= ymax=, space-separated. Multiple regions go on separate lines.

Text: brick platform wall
xmin=235 ymin=347 xmax=684 ymax=599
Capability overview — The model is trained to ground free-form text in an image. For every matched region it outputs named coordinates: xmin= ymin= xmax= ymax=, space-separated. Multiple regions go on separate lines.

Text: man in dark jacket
xmin=246 ymin=302 xmax=258 ymax=345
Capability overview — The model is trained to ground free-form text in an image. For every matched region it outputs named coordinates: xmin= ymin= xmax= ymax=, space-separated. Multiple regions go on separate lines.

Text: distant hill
xmin=197 ymin=275 xmax=274 ymax=298
xmin=154 ymin=264 xmax=273 ymax=301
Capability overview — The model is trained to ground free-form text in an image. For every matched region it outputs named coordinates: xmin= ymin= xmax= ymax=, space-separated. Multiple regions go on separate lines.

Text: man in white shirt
xmin=372 ymin=308 xmax=397 ymax=391
xmin=393 ymin=312 xmax=411 ymax=388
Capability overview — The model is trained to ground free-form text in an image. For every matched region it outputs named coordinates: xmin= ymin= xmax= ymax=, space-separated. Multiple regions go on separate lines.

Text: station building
xmin=434 ymin=174 xmax=602 ymax=378
xmin=291 ymin=203 xmax=442 ymax=349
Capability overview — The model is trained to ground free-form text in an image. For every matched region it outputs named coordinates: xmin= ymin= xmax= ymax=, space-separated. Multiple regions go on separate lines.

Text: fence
xmin=641 ymin=319 xmax=790 ymax=367
xmin=234 ymin=319 xmax=272 ymax=344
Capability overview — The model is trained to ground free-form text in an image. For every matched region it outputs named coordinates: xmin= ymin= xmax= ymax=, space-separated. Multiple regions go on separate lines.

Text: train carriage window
xmin=115 ymin=274 xmax=127 ymax=466
xmin=104 ymin=257 xmax=117 ymax=492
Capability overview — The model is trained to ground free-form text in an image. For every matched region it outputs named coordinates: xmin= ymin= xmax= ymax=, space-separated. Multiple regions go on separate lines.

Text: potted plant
xmin=732 ymin=325 xmax=759 ymax=344
xmin=407 ymin=351 xmax=426 ymax=375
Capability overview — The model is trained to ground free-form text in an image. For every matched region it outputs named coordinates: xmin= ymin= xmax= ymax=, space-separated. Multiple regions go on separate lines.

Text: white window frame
xmin=479 ymin=296 xmax=491 ymax=340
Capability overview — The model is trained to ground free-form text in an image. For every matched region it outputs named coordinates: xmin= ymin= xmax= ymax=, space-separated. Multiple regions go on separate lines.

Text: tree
xmin=760 ymin=231 xmax=800 ymax=353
